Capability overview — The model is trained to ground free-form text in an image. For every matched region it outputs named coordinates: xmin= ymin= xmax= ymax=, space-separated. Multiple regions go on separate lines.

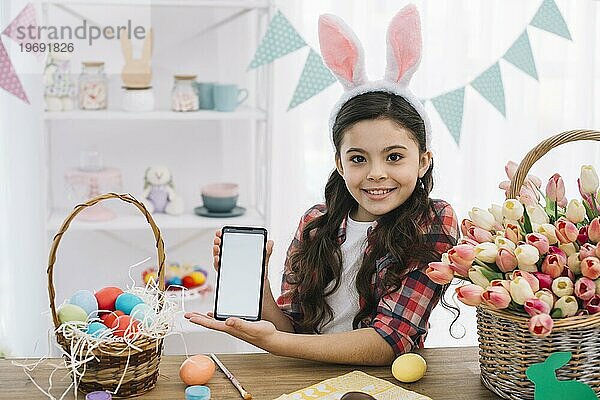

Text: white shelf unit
xmin=42 ymin=0 xmax=275 ymax=353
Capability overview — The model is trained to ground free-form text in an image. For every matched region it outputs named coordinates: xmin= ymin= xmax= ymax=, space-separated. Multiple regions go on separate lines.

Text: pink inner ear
xmin=319 ymin=19 xmax=357 ymax=83
xmin=389 ymin=7 xmax=421 ymax=82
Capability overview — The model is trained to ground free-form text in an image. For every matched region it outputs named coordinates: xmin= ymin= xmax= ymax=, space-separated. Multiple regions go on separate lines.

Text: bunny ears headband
xmin=319 ymin=4 xmax=432 ymax=148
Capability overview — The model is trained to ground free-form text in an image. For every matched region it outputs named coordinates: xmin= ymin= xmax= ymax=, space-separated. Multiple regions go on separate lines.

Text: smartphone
xmin=214 ymin=226 xmax=267 ymax=321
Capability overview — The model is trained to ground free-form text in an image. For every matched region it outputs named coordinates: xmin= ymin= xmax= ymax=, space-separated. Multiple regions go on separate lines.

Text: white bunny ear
xmin=384 ymin=4 xmax=422 ymax=86
xmin=318 ymin=14 xmax=367 ymax=91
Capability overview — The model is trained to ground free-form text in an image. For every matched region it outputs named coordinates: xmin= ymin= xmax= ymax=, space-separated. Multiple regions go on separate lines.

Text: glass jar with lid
xmin=171 ymin=74 xmax=199 ymax=112
xmin=78 ymin=61 xmax=108 ymax=110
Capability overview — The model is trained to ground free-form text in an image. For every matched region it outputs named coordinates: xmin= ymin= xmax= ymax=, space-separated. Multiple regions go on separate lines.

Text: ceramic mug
xmin=213 ymin=84 xmax=248 ymax=112
xmin=196 ymin=82 xmax=215 ymax=110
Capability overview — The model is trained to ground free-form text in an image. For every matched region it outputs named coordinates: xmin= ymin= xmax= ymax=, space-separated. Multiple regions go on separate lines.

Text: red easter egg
xmin=95 ymin=287 xmax=124 ymax=311
xmin=111 ymin=315 xmax=139 ymax=338
xmin=182 ymin=275 xmax=196 ymax=289
xmin=100 ymin=310 xmax=124 ymax=328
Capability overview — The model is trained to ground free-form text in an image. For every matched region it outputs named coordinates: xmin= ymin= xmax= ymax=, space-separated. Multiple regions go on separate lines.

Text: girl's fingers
xmin=207 ymin=311 xmax=214 ymax=318
xmin=212 ymin=244 xmax=220 ymax=256
xmin=213 ymin=236 xmax=221 ymax=246
xmin=216 ymin=229 xmax=222 ymax=238
xmin=213 ymin=255 xmax=219 ymax=270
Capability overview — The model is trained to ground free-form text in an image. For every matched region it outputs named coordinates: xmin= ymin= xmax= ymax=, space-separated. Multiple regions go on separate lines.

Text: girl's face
xmin=335 ymin=118 xmax=432 ymax=222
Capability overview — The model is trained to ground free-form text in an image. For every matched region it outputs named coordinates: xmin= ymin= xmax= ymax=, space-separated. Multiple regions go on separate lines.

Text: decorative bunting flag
xmin=530 ymin=0 xmax=572 ymax=40
xmin=248 ymin=11 xmax=307 ymax=70
xmin=2 ymin=3 xmax=38 ymax=48
xmin=0 ymin=38 xmax=29 ymax=103
xmin=503 ymin=31 xmax=538 ymax=80
xmin=288 ymin=48 xmax=336 ymax=110
xmin=431 ymin=88 xmax=465 ymax=145
xmin=471 ymin=63 xmax=506 ymax=116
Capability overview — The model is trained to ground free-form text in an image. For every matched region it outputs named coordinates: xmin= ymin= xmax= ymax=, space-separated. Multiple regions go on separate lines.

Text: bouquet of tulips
xmin=427 ymin=161 xmax=600 ymax=337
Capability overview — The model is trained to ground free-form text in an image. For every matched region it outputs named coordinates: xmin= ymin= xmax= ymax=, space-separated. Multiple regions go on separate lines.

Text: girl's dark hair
xmin=286 ymin=91 xmax=459 ymax=333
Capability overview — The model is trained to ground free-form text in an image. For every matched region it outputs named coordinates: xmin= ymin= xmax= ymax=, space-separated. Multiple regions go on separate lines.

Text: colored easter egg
xmin=115 ymin=293 xmax=144 ymax=315
xmin=58 ymin=303 xmax=88 ymax=324
xmin=111 ymin=315 xmax=140 ymax=338
xmin=130 ymin=303 xmax=156 ymax=327
xmin=100 ymin=310 xmax=124 ymax=328
xmin=391 ymin=353 xmax=427 ymax=383
xmin=69 ymin=290 xmax=98 ymax=319
xmin=179 ymin=355 xmax=216 ymax=385
xmin=167 ymin=276 xmax=182 ymax=287
xmin=95 ymin=287 xmax=124 ymax=311
xmin=189 ymin=271 xmax=206 ymax=286
xmin=86 ymin=321 xmax=109 ymax=338
xmin=193 ymin=266 xmax=208 ymax=277
xmin=182 ymin=275 xmax=196 ymax=289
xmin=143 ymin=272 xmax=158 ymax=285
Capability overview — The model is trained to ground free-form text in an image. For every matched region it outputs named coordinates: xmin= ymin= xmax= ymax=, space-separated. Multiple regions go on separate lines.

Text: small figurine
xmin=43 ymin=51 xmax=75 ymax=111
xmin=141 ymin=165 xmax=184 ymax=215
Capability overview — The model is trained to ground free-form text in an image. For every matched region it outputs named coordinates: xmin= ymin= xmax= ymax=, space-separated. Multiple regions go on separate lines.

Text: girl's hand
xmin=212 ymin=229 xmax=274 ymax=279
xmin=184 ymin=311 xmax=279 ymax=351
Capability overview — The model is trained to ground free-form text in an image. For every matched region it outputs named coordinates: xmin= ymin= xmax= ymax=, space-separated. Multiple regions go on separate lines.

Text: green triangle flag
xmin=530 ymin=0 xmax=572 ymax=40
xmin=431 ymin=88 xmax=465 ymax=145
xmin=471 ymin=62 xmax=506 ymax=117
xmin=248 ymin=10 xmax=307 ymax=70
xmin=288 ymin=48 xmax=337 ymax=110
xmin=503 ymin=30 xmax=538 ymax=80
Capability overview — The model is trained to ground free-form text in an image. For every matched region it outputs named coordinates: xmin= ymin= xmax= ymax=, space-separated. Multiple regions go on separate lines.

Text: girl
xmin=185 ymin=5 xmax=459 ymax=366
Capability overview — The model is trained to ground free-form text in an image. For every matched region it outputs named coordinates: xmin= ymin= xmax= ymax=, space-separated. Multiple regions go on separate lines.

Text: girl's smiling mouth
xmin=362 ymin=187 xmax=397 ymax=199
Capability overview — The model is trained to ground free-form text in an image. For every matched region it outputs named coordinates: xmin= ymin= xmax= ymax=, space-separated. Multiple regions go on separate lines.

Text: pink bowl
xmin=201 ymin=183 xmax=239 ymax=198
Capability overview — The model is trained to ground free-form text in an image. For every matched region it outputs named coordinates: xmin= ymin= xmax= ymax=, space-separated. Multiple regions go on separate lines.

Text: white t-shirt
xmin=320 ymin=214 xmax=375 ymax=334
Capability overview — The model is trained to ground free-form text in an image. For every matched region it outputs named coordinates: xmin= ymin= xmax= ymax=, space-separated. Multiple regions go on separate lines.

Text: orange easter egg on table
xmin=179 ymin=355 xmax=216 ymax=385
xmin=95 ymin=287 xmax=124 ymax=311
xmin=111 ymin=315 xmax=140 ymax=338
xmin=100 ymin=310 xmax=124 ymax=328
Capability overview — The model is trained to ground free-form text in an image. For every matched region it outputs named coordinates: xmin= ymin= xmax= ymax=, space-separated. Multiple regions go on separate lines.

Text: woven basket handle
xmin=508 ymin=129 xmax=600 ymax=199
xmin=47 ymin=193 xmax=166 ymax=329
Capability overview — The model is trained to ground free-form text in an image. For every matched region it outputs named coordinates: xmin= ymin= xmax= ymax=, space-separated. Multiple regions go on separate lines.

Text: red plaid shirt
xmin=276 ymin=199 xmax=459 ymax=356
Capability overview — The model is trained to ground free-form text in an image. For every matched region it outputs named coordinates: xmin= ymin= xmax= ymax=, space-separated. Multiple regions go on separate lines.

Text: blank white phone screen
xmin=216 ymin=232 xmax=264 ymax=319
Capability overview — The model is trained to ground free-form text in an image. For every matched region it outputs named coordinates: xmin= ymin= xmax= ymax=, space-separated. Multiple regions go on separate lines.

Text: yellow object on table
xmin=273 ymin=370 xmax=431 ymax=400
xmin=392 ymin=353 xmax=427 ymax=383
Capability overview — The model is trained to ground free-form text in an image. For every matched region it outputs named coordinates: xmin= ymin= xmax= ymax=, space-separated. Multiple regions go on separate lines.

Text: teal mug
xmin=196 ymin=82 xmax=215 ymax=110
xmin=213 ymin=84 xmax=248 ymax=112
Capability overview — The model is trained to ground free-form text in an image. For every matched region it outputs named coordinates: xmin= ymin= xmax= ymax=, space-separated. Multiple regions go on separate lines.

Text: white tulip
xmin=559 ymin=243 xmax=577 ymax=257
xmin=567 ymin=253 xmax=582 ymax=275
xmin=515 ymin=244 xmax=540 ymax=267
xmin=537 ymin=224 xmax=559 ymax=245
xmin=510 ymin=277 xmax=535 ymax=305
xmin=552 ymin=277 xmax=574 ymax=297
xmin=580 ymin=165 xmax=599 ymax=195
xmin=474 ymin=242 xmax=498 ymax=263
xmin=565 ymin=199 xmax=586 ymax=224
xmin=468 ymin=207 xmax=496 ymax=231
xmin=526 ymin=204 xmax=549 ymax=225
xmin=495 ymin=236 xmax=516 ymax=251
xmin=489 ymin=204 xmax=504 ymax=224
xmin=502 ymin=199 xmax=524 ymax=221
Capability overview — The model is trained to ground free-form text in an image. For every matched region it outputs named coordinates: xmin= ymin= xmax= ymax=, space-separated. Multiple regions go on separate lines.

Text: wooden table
xmin=0 ymin=347 xmax=501 ymax=399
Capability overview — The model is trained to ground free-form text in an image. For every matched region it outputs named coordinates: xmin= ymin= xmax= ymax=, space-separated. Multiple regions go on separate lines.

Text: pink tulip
xmin=535 ymin=289 xmax=555 ymax=309
xmin=574 ymin=277 xmax=596 ymax=301
xmin=449 ymin=262 xmax=470 ymax=278
xmin=548 ymin=246 xmax=567 ymax=265
xmin=490 ymin=279 xmax=511 ymax=291
xmin=481 ymin=286 xmax=511 ymax=309
xmin=585 ymin=295 xmax=600 ymax=314
xmin=497 ymin=248 xmax=518 ymax=273
xmin=461 ymin=219 xmax=475 ymax=236
xmin=504 ymin=223 xmax=523 ymax=245
xmin=448 ymin=245 xmax=476 ymax=268
xmin=455 ymin=284 xmax=484 ymax=306
xmin=519 ymin=185 xmax=539 ymax=207
xmin=426 ymin=262 xmax=454 ymax=285
xmin=581 ymin=257 xmax=600 ymax=280
xmin=526 ymin=233 xmax=550 ymax=255
xmin=467 ymin=226 xmax=494 ymax=243
xmin=589 ymin=218 xmax=600 ymax=244
xmin=524 ymin=298 xmax=551 ymax=316
xmin=541 ymin=254 xmax=565 ymax=279
xmin=578 ymin=226 xmax=589 ymax=245
xmin=528 ymin=314 xmax=554 ymax=337
xmin=560 ymin=266 xmax=575 ymax=282
xmin=579 ymin=243 xmax=597 ymax=260
xmin=545 ymin=173 xmax=565 ymax=203
xmin=512 ymin=270 xmax=540 ymax=293
xmin=555 ymin=218 xmax=579 ymax=244
xmin=458 ymin=237 xmax=479 ymax=247
xmin=532 ymin=272 xmax=553 ymax=291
